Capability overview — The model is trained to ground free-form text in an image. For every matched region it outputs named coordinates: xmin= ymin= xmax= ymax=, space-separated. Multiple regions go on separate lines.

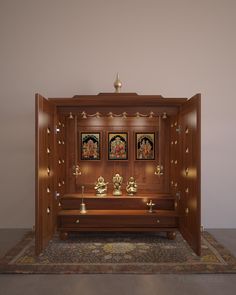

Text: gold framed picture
xmin=135 ymin=132 xmax=155 ymax=160
xmin=108 ymin=132 xmax=128 ymax=160
xmin=81 ymin=132 xmax=101 ymax=160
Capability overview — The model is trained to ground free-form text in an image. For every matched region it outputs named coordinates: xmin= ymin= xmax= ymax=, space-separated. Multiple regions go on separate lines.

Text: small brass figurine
xmin=147 ymin=200 xmax=155 ymax=213
xmin=154 ymin=164 xmax=164 ymax=176
xmin=72 ymin=164 xmax=82 ymax=176
xmin=94 ymin=176 xmax=108 ymax=197
xmin=112 ymin=173 xmax=123 ymax=196
xmin=126 ymin=176 xmax=138 ymax=196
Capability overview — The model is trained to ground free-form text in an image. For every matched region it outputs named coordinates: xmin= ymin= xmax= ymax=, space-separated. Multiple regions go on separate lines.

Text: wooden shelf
xmin=58 ymin=209 xmax=178 ymax=217
xmin=61 ymin=193 xmax=175 ymax=200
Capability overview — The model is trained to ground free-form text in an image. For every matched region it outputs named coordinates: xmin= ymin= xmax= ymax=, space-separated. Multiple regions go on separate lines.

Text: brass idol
xmin=94 ymin=176 xmax=108 ymax=197
xmin=112 ymin=173 xmax=123 ymax=196
xmin=126 ymin=176 xmax=138 ymax=196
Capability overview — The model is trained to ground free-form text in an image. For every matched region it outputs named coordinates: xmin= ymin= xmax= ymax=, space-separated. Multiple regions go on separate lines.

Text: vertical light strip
xmin=158 ymin=115 xmax=162 ymax=166
xmin=74 ymin=114 xmax=78 ymax=186
xmin=74 ymin=114 xmax=78 ymax=163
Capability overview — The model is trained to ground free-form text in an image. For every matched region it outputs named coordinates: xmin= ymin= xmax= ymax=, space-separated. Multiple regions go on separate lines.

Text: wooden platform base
xmin=59 ymin=230 xmax=176 ymax=241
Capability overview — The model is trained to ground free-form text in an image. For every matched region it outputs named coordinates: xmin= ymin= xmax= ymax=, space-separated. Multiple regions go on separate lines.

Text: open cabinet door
xmin=179 ymin=94 xmax=201 ymax=255
xmin=35 ymin=94 xmax=56 ymax=255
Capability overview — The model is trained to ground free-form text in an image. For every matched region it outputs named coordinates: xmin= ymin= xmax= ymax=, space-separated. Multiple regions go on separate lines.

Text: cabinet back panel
xmin=62 ymin=106 xmax=174 ymax=194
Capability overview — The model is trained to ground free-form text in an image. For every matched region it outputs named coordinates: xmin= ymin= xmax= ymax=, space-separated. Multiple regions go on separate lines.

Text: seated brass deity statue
xmin=126 ymin=176 xmax=138 ymax=196
xmin=94 ymin=176 xmax=108 ymax=197
xmin=112 ymin=173 xmax=123 ymax=196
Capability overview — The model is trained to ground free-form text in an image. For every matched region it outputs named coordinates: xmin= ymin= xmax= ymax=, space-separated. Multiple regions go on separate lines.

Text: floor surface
xmin=0 ymin=229 xmax=236 ymax=295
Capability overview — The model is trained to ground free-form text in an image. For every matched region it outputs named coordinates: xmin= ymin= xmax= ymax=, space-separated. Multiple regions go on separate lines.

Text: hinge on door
xmin=176 ymin=125 xmax=181 ymax=133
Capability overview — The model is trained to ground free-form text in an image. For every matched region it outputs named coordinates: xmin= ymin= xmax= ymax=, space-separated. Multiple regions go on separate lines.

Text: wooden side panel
xmin=179 ymin=94 xmax=201 ymax=255
xmin=35 ymin=94 xmax=56 ymax=255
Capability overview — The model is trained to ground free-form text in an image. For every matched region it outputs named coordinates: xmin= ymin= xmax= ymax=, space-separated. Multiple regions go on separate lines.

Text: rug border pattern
xmin=0 ymin=231 xmax=236 ymax=274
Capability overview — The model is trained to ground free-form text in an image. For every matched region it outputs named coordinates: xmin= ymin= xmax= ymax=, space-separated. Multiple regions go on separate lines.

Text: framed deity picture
xmin=81 ymin=132 xmax=101 ymax=160
xmin=135 ymin=132 xmax=155 ymax=160
xmin=108 ymin=132 xmax=128 ymax=160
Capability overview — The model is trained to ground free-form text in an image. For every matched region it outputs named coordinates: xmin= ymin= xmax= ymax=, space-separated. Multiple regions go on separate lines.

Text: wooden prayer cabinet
xmin=35 ymin=92 xmax=201 ymax=255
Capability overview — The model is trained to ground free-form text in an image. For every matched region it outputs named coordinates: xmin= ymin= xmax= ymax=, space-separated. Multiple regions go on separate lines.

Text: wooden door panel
xmin=35 ymin=93 xmax=56 ymax=254
xmin=179 ymin=94 xmax=201 ymax=255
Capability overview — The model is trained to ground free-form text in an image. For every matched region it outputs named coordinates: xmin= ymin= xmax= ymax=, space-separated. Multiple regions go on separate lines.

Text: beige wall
xmin=0 ymin=0 xmax=236 ymax=228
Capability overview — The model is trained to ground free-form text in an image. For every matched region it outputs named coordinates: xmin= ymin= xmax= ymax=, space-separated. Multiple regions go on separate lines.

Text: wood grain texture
xmin=178 ymin=94 xmax=201 ymax=256
xmin=35 ymin=94 xmax=56 ymax=255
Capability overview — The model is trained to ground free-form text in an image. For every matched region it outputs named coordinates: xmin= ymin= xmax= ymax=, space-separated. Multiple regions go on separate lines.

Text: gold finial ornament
xmin=114 ymin=73 xmax=122 ymax=93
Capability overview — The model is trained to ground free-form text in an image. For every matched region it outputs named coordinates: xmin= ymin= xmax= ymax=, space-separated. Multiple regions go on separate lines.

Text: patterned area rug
xmin=1 ymin=231 xmax=236 ymax=274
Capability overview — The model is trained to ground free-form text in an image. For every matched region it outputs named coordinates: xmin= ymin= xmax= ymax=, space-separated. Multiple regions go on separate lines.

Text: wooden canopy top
xmin=47 ymin=92 xmax=188 ymax=107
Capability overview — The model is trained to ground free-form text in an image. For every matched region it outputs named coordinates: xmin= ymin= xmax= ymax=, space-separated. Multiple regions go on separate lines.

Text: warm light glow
xmin=189 ymin=198 xmax=197 ymax=210
xmin=145 ymin=164 xmax=155 ymax=174
xmin=109 ymin=117 xmax=123 ymax=126
xmin=38 ymin=112 xmax=49 ymax=128
xmin=39 ymin=168 xmax=53 ymax=178
xmin=80 ymin=164 xmax=90 ymax=175
xmin=186 ymin=111 xmax=197 ymax=128
xmin=181 ymin=167 xmax=197 ymax=178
